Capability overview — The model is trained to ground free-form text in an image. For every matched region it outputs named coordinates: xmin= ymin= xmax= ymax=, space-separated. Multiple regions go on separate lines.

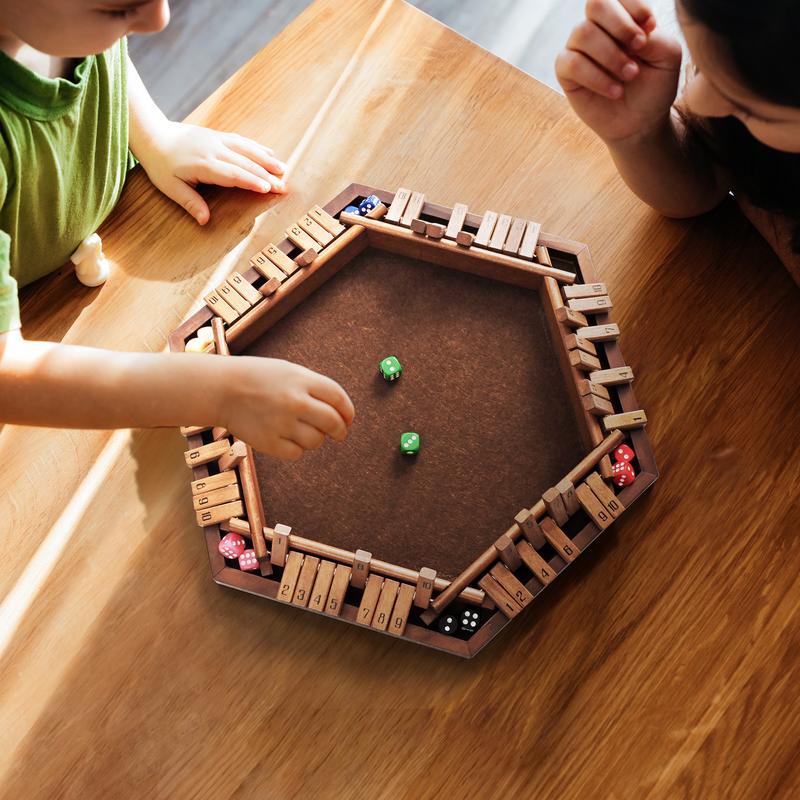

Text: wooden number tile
xmin=400 ymin=191 xmax=425 ymax=227
xmin=563 ymin=282 xmax=608 ymax=299
xmin=582 ymin=393 xmax=615 ymax=417
xmin=577 ymin=379 xmax=611 ymax=401
xmin=555 ymin=306 xmax=589 ymax=329
xmin=217 ymin=441 xmax=247 ymax=471
xmin=295 ymin=248 xmax=317 ymax=268
xmin=576 ymin=483 xmax=613 ymax=530
xmin=540 ymin=517 xmax=580 ymax=562
xmin=489 ymin=564 xmax=534 ymax=609
xmin=251 ymin=258 xmax=286 ymax=286
xmin=385 ymin=187 xmax=412 ymax=223
xmin=488 ymin=213 xmax=512 ymax=252
xmin=590 ymin=366 xmax=634 ymax=386
xmin=542 ymin=487 xmax=569 ymax=526
xmin=352 ymin=549 xmax=372 ymax=590
xmin=371 ymin=579 xmax=400 ymax=631
xmin=299 ymin=215 xmax=334 ymax=246
xmin=228 ymin=272 xmax=262 ymax=305
xmin=600 ymin=455 xmax=614 ymax=482
xmin=217 ymin=281 xmax=251 ymax=315
xmin=535 ymin=246 xmax=553 ymax=266
xmin=410 ymin=218 xmax=427 ymax=235
xmin=494 ymin=533 xmax=522 ymax=571
xmin=389 ymin=584 xmax=416 ymax=637
xmin=569 ymin=349 xmax=603 ymax=372
xmin=576 ymin=323 xmax=620 ymax=342
xmin=474 ymin=210 xmax=498 ymax=247
xmin=309 ymin=205 xmax=346 ymax=236
xmin=514 ymin=508 xmax=545 ymax=549
xmin=184 ymin=439 xmax=230 ymax=467
xmin=585 ymin=471 xmax=626 ymax=519
xmin=270 ymin=522 xmax=291 ymax=567
xmin=456 ymin=231 xmax=475 ymax=247
xmin=192 ymin=483 xmax=240 ymax=511
xmin=308 ymin=560 xmax=337 ymax=611
xmin=603 ymin=410 xmax=648 ymax=432
xmin=425 ymin=222 xmax=446 ymax=239
xmin=324 ymin=565 xmax=351 ymax=616
xmin=444 ymin=202 xmax=469 ymax=239
xmin=517 ymin=541 xmax=555 ymax=586
xmin=291 ymin=556 xmax=320 ymax=608
xmin=196 ymin=500 xmax=244 ymax=528
xmin=518 ymin=220 xmax=541 ymax=260
xmin=556 ymin=477 xmax=580 ymax=516
xmin=277 ymin=551 xmax=304 ymax=603
xmin=565 ymin=333 xmax=598 ymax=357
xmin=263 ymin=243 xmax=299 ymax=276
xmin=204 ymin=290 xmax=238 ymax=325
xmin=286 ymin=224 xmax=320 ymax=253
xmin=502 ymin=217 xmax=527 ymax=254
xmin=181 ymin=424 xmax=210 ymax=437
xmin=478 ymin=575 xmax=520 ymax=619
xmin=357 ymin=574 xmax=384 ymax=626
xmin=259 ymin=277 xmax=282 ymax=297
xmin=568 ymin=295 xmax=613 ymax=314
xmin=414 ymin=567 xmax=436 ymax=609
xmin=191 ymin=470 xmax=237 ymax=496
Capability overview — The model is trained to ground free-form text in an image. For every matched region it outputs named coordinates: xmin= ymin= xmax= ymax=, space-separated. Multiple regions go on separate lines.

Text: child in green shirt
xmin=0 ymin=0 xmax=355 ymax=460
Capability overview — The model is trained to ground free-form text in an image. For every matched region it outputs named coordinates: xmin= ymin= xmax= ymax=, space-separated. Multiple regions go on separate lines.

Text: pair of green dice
xmin=379 ymin=356 xmax=420 ymax=455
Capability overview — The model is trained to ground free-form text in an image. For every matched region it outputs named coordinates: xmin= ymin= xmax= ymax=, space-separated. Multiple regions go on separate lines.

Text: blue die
xmin=358 ymin=194 xmax=380 ymax=215
xmin=342 ymin=205 xmax=360 ymax=216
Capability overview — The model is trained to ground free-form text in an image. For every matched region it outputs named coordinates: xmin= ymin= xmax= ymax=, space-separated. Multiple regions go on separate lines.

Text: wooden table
xmin=2 ymin=1 xmax=799 ymax=797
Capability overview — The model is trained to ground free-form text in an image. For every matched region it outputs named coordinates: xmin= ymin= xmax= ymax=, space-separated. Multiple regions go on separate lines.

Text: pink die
xmin=218 ymin=533 xmax=246 ymax=559
xmin=612 ymin=461 xmax=636 ymax=488
xmin=238 ymin=549 xmax=259 ymax=572
xmin=614 ymin=444 xmax=635 ymax=463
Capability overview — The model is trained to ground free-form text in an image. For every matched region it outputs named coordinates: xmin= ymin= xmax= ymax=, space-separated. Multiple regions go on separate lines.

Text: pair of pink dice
xmin=611 ymin=444 xmax=636 ymax=487
xmin=218 ymin=532 xmax=259 ymax=571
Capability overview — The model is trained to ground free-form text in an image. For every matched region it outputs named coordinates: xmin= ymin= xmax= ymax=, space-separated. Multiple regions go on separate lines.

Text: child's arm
xmin=555 ymin=0 xmax=730 ymax=218
xmin=126 ymin=57 xmax=287 ymax=225
xmin=0 ymin=329 xmax=354 ymax=460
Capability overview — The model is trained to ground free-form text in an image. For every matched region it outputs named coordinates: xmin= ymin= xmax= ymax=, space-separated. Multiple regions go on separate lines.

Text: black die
xmin=460 ymin=609 xmax=480 ymax=634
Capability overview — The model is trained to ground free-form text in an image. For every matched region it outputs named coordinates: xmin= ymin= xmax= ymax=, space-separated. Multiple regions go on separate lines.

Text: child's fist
xmin=221 ymin=357 xmax=355 ymax=461
xmin=555 ymin=0 xmax=683 ymax=144
xmin=139 ymin=121 xmax=288 ymax=224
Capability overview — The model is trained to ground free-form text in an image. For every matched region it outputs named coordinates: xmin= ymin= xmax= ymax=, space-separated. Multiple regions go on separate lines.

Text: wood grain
xmin=3 ymin=1 xmax=799 ymax=798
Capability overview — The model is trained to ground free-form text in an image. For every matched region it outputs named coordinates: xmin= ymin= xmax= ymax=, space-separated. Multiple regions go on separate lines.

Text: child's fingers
xmin=308 ymin=376 xmax=355 ymax=427
xmin=586 ymin=0 xmax=651 ymax=51
xmin=289 ymin=421 xmax=326 ymax=451
xmin=555 ymin=49 xmax=623 ymax=99
xmin=567 ymin=20 xmax=639 ymax=82
xmin=201 ymin=161 xmax=275 ymax=194
xmin=274 ymin=439 xmax=304 ymax=461
xmin=300 ymin=397 xmax=349 ymax=442
xmin=218 ymin=150 xmax=285 ymax=192
xmin=163 ymin=176 xmax=210 ymax=224
xmin=224 ymin=135 xmax=287 ymax=176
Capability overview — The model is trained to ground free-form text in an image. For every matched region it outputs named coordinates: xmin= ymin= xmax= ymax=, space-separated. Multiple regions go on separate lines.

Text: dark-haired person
xmin=556 ymin=0 xmax=800 ymax=285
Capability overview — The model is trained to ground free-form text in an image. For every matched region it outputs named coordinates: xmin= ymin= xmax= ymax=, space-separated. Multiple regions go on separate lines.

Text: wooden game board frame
xmin=169 ymin=183 xmax=658 ymax=658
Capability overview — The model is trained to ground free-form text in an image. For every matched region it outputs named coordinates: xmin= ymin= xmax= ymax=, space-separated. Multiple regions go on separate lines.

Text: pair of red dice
xmin=219 ymin=532 xmax=259 ymax=571
xmin=611 ymin=444 xmax=636 ymax=487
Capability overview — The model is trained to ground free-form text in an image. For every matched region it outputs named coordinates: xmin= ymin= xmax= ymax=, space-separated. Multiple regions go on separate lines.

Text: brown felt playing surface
xmin=243 ymin=250 xmax=585 ymax=581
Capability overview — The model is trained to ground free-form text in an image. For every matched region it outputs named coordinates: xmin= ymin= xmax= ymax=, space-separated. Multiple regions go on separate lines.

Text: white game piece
xmin=70 ymin=233 xmax=110 ymax=287
xmin=196 ymin=326 xmax=214 ymax=344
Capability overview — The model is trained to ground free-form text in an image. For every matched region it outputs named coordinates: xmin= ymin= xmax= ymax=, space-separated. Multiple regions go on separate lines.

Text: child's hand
xmin=139 ymin=121 xmax=288 ymax=224
xmin=555 ymin=0 xmax=683 ymax=144
xmin=220 ymin=357 xmax=355 ymax=461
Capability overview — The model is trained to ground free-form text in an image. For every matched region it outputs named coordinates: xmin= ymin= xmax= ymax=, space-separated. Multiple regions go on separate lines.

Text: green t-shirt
xmin=0 ymin=38 xmax=133 ymax=333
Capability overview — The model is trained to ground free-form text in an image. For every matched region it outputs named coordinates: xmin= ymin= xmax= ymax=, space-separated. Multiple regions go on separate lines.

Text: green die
xmin=379 ymin=356 xmax=403 ymax=381
xmin=400 ymin=432 xmax=420 ymax=455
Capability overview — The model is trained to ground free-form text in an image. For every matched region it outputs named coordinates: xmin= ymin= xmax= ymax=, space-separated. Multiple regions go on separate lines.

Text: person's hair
xmin=679 ymin=0 xmax=800 ymax=252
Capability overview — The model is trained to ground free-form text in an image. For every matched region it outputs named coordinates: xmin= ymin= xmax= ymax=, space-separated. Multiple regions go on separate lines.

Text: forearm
xmin=0 ymin=335 xmax=230 ymax=431
xmin=127 ymin=55 xmax=167 ymax=164
xmin=606 ymin=108 xmax=729 ymax=219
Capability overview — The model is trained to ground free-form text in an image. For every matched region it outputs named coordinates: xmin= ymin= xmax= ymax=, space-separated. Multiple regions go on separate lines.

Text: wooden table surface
xmin=2 ymin=1 xmax=799 ymax=797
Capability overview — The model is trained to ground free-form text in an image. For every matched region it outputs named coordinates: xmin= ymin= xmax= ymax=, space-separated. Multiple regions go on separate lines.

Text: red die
xmin=218 ymin=533 xmax=246 ymax=559
xmin=614 ymin=444 xmax=635 ymax=463
xmin=612 ymin=461 xmax=636 ymax=487
xmin=238 ymin=549 xmax=259 ymax=572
